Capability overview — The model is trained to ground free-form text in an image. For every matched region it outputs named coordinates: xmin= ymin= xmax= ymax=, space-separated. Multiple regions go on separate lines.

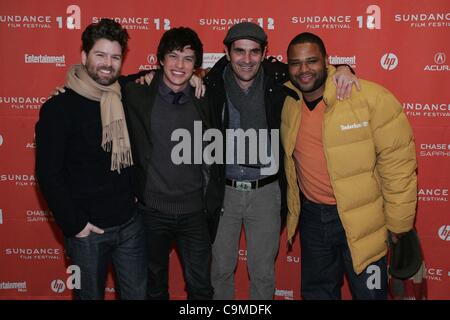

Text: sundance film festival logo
xmin=424 ymin=52 xmax=449 ymax=72
xmin=199 ymin=17 xmax=274 ymax=31
xmin=291 ymin=5 xmax=381 ymax=30
xmin=0 ymin=5 xmax=81 ymax=30
xmin=394 ymin=12 xmax=450 ymax=28
xmin=275 ymin=289 xmax=294 ymax=300
xmin=418 ymin=188 xmax=448 ymax=202
xmin=403 ymin=102 xmax=450 ymax=118
xmin=438 ymin=225 xmax=450 ymax=241
xmin=419 ymin=143 xmax=450 ymax=157
xmin=5 ymin=247 xmax=62 ymax=260
xmin=286 ymin=255 xmax=300 ymax=264
xmin=426 ymin=267 xmax=446 ymax=281
xmin=380 ymin=53 xmax=398 ymax=71
xmin=0 ymin=15 xmax=52 ymax=29
xmin=0 ymin=174 xmax=36 ymax=187
xmin=92 ymin=16 xmax=170 ymax=30
xmin=171 ymin=121 xmax=279 ymax=176
xmin=0 ymin=96 xmax=47 ymax=111
xmin=51 ymin=265 xmax=81 ymax=293
xmin=24 ymin=54 xmax=66 ymax=67
xmin=0 ymin=281 xmax=27 ymax=292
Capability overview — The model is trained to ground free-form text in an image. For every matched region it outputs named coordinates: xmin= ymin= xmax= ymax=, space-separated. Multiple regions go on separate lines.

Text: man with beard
xmin=35 ymin=19 xmax=147 ymax=299
xmin=281 ymin=32 xmax=417 ymax=299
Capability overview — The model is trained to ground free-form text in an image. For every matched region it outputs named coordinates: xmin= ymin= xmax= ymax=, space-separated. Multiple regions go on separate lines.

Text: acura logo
xmin=147 ymin=54 xmax=157 ymax=65
xmin=434 ymin=52 xmax=446 ymax=65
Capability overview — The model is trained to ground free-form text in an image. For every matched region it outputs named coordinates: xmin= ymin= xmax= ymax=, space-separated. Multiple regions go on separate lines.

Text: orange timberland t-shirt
xmin=293 ymin=100 xmax=336 ymax=205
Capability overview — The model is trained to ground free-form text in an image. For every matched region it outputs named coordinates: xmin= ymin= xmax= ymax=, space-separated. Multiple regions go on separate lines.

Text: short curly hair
xmin=157 ymin=27 xmax=203 ymax=69
xmin=82 ymin=18 xmax=129 ymax=55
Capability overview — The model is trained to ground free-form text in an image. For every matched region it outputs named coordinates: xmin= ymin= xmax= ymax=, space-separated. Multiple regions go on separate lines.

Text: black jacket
xmin=124 ymin=71 xmax=223 ymax=242
xmin=35 ymin=73 xmax=147 ymax=237
xmin=204 ymin=56 xmax=300 ymax=229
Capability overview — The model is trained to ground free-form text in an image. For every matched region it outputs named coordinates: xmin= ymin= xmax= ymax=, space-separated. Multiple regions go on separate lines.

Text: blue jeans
xmin=141 ymin=209 xmax=213 ymax=300
xmin=299 ymin=199 xmax=387 ymax=300
xmin=64 ymin=212 xmax=148 ymax=300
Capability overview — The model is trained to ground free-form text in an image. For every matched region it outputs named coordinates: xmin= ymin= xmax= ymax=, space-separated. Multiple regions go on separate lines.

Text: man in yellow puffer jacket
xmin=281 ymin=32 xmax=417 ymax=299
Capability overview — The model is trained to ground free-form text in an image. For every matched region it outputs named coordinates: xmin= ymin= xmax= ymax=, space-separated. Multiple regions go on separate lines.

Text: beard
xmin=85 ymin=64 xmax=120 ymax=86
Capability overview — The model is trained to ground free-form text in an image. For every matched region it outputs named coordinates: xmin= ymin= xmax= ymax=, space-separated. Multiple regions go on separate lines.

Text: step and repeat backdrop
xmin=0 ymin=0 xmax=449 ymax=300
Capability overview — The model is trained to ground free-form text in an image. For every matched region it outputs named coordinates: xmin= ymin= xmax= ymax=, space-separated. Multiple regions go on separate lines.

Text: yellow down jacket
xmin=281 ymin=66 xmax=417 ymax=274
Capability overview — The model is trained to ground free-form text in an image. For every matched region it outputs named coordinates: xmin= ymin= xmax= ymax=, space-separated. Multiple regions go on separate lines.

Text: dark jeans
xmin=299 ymin=199 xmax=388 ymax=300
xmin=141 ymin=208 xmax=213 ymax=300
xmin=64 ymin=212 xmax=148 ymax=300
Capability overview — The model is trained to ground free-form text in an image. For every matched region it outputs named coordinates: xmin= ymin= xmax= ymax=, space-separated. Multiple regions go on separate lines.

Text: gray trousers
xmin=211 ymin=181 xmax=281 ymax=300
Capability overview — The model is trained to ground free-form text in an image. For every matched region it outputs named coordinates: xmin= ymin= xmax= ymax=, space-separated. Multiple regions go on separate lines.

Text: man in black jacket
xmin=205 ymin=22 xmax=358 ymax=300
xmin=124 ymin=27 xmax=220 ymax=300
xmin=35 ymin=19 xmax=147 ymax=299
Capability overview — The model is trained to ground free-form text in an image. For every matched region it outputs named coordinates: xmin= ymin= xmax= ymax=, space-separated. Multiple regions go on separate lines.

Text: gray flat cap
xmin=223 ymin=22 xmax=268 ymax=46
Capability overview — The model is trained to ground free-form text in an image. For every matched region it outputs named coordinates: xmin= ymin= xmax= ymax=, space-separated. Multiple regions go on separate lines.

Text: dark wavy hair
xmin=81 ymin=18 xmax=129 ymax=55
xmin=157 ymin=27 xmax=203 ymax=69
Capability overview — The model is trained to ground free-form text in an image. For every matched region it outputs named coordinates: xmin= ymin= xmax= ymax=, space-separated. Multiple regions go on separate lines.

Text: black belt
xmin=226 ymin=175 xmax=278 ymax=191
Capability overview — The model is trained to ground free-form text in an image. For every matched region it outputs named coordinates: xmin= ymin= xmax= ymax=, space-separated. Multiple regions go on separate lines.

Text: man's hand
xmin=390 ymin=231 xmax=407 ymax=244
xmin=134 ymin=71 xmax=155 ymax=86
xmin=333 ymin=66 xmax=361 ymax=100
xmin=189 ymin=74 xmax=206 ymax=98
xmin=49 ymin=86 xmax=65 ymax=98
xmin=75 ymin=222 xmax=105 ymax=238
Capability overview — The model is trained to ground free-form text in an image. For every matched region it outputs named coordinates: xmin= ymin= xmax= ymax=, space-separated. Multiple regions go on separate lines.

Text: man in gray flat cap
xmin=204 ymin=22 xmax=358 ymax=299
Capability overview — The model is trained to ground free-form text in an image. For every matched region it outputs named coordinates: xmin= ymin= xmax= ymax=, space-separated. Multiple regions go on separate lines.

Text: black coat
xmin=204 ymin=56 xmax=300 ymax=230
xmin=123 ymin=71 xmax=223 ymax=242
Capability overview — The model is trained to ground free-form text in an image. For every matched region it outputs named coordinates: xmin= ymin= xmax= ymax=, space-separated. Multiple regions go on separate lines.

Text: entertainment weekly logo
xmin=291 ymin=5 xmax=381 ymax=30
xmin=329 ymin=55 xmax=357 ymax=68
xmin=0 ymin=96 xmax=47 ymax=111
xmin=0 ymin=174 xmax=36 ymax=187
xmin=418 ymin=188 xmax=448 ymax=202
xmin=394 ymin=12 xmax=450 ymax=29
xmin=418 ymin=143 xmax=450 ymax=158
xmin=0 ymin=281 xmax=27 ymax=292
xmin=403 ymin=102 xmax=450 ymax=118
xmin=24 ymin=54 xmax=66 ymax=67
xmin=91 ymin=16 xmax=170 ymax=31
xmin=198 ymin=17 xmax=275 ymax=31
xmin=0 ymin=5 xmax=81 ymax=30
xmin=5 ymin=247 xmax=62 ymax=261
